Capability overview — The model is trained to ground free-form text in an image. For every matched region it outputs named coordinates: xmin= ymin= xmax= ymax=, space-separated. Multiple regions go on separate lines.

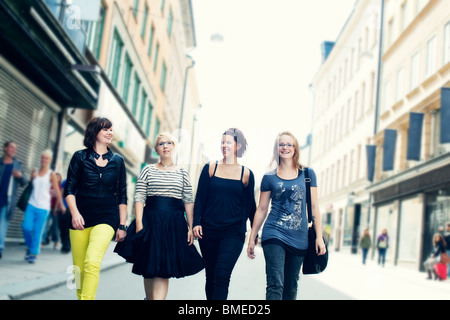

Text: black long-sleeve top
xmin=193 ymin=162 xmax=256 ymax=239
xmin=430 ymin=241 xmax=446 ymax=258
xmin=64 ymin=148 xmax=127 ymax=205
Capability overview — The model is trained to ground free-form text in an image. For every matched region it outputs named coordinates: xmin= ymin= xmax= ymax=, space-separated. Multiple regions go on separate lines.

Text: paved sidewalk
xmin=0 ymin=241 xmax=124 ymax=300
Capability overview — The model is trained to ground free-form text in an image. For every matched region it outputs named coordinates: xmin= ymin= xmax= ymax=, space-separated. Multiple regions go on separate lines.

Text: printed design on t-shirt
xmin=273 ymin=182 xmax=304 ymax=230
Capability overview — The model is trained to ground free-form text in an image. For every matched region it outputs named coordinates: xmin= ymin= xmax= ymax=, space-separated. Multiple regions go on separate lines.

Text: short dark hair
xmin=3 ymin=140 xmax=15 ymax=148
xmin=223 ymin=128 xmax=247 ymax=158
xmin=83 ymin=117 xmax=113 ymax=149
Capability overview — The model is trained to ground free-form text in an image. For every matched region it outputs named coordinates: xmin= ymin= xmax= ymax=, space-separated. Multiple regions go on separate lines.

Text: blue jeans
xmin=378 ymin=248 xmax=387 ymax=266
xmin=263 ymin=243 xmax=305 ymax=300
xmin=22 ymin=203 xmax=49 ymax=255
xmin=362 ymin=248 xmax=369 ymax=264
xmin=0 ymin=205 xmax=9 ymax=253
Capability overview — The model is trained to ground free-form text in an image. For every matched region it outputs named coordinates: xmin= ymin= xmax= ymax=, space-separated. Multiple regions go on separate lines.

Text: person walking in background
xmin=58 ymin=178 xmax=71 ymax=254
xmin=445 ymin=223 xmax=450 ymax=278
xmin=115 ymin=132 xmax=204 ymax=300
xmin=247 ymin=131 xmax=326 ymax=300
xmin=22 ymin=149 xmax=66 ymax=264
xmin=64 ymin=117 xmax=128 ymax=300
xmin=359 ymin=228 xmax=372 ymax=265
xmin=424 ymin=233 xmax=447 ymax=280
xmin=376 ymin=228 xmax=389 ymax=267
xmin=193 ymin=128 xmax=256 ymax=300
xmin=0 ymin=141 xmax=27 ymax=259
xmin=42 ymin=172 xmax=63 ymax=249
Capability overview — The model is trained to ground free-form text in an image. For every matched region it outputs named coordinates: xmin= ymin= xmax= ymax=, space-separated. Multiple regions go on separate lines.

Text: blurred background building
xmin=0 ymin=0 xmax=200 ymax=240
xmin=310 ymin=0 xmax=450 ymax=271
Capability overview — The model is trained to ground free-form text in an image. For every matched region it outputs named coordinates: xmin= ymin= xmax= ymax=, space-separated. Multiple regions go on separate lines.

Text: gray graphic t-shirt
xmin=260 ymin=168 xmax=317 ymax=251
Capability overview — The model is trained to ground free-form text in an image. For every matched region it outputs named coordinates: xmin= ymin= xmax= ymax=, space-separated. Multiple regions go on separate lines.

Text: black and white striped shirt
xmin=134 ymin=164 xmax=194 ymax=204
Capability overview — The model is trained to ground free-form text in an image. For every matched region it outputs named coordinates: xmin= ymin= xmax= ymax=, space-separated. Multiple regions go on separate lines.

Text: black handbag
xmin=302 ymin=168 xmax=328 ymax=274
xmin=17 ymin=180 xmax=33 ymax=211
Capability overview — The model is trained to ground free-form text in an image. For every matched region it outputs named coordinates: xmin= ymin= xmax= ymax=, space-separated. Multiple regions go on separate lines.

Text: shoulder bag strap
xmin=304 ymin=167 xmax=312 ymax=224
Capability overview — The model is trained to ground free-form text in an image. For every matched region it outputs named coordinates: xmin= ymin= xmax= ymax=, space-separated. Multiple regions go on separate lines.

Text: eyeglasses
xmin=278 ymin=143 xmax=294 ymax=148
xmin=157 ymin=141 xmax=173 ymax=148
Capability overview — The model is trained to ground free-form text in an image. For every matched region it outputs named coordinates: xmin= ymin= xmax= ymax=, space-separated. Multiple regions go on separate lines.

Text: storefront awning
xmin=0 ymin=0 xmax=99 ymax=110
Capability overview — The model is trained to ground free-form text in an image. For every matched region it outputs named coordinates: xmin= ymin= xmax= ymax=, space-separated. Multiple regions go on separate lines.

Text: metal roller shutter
xmin=0 ymin=66 xmax=59 ymax=241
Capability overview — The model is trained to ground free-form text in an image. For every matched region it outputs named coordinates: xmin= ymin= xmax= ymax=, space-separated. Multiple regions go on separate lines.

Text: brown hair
xmin=223 ymin=128 xmax=247 ymax=158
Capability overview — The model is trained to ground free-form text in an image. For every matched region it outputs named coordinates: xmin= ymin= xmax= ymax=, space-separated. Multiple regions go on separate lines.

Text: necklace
xmin=159 ymin=162 xmax=174 ymax=169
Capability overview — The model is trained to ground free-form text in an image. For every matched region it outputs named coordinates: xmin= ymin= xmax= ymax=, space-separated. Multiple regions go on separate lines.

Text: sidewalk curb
xmin=0 ymin=257 xmax=125 ymax=300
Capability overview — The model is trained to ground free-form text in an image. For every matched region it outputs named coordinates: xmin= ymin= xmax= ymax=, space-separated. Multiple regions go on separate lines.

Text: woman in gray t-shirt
xmin=247 ymin=131 xmax=326 ymax=300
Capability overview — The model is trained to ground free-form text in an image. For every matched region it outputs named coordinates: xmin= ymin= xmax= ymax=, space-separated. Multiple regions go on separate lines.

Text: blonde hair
xmin=154 ymin=132 xmax=177 ymax=148
xmin=42 ymin=149 xmax=53 ymax=160
xmin=270 ymin=131 xmax=303 ymax=169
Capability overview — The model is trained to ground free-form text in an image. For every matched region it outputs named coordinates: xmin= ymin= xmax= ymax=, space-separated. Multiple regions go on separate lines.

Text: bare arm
xmin=247 ymin=191 xmax=271 ymax=259
xmin=311 ymin=187 xmax=326 ymax=255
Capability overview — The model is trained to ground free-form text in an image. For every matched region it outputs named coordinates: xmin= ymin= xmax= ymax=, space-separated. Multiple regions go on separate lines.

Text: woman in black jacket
xmin=64 ymin=117 xmax=127 ymax=300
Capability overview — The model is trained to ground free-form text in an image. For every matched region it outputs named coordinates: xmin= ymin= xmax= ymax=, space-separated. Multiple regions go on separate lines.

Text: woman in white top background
xmin=115 ymin=132 xmax=204 ymax=300
xmin=22 ymin=149 xmax=65 ymax=263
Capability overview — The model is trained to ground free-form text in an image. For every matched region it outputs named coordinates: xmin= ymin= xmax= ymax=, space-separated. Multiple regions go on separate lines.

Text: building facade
xmin=368 ymin=0 xmax=450 ymax=270
xmin=310 ymin=0 xmax=382 ymax=253
xmin=0 ymin=0 xmax=200 ymax=240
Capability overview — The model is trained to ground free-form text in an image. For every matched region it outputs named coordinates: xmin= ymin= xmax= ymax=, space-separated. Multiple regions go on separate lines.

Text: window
xmin=167 ymin=8 xmax=173 ymax=37
xmin=131 ymin=72 xmax=141 ymax=115
xmin=444 ymin=22 xmax=450 ymax=65
xmin=410 ymin=51 xmax=420 ymax=90
xmin=83 ymin=1 xmax=105 ymax=59
xmin=121 ymin=53 xmax=133 ymax=104
xmin=160 ymin=0 xmax=165 ymax=11
xmin=108 ymin=30 xmax=124 ymax=88
xmin=153 ymin=42 xmax=159 ymax=71
xmin=133 ymin=0 xmax=139 ymax=17
xmin=141 ymin=4 xmax=148 ymax=38
xmin=160 ymin=61 xmax=167 ymax=91
xmin=426 ymin=35 xmax=436 ymax=77
xmin=139 ymin=90 xmax=147 ymax=127
xmin=395 ymin=67 xmax=404 ymax=102
xmin=148 ymin=24 xmax=155 ymax=57
xmin=145 ymin=102 xmax=154 ymax=136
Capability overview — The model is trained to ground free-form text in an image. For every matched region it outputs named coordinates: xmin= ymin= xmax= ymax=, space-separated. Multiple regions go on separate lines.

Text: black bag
xmin=302 ymin=168 xmax=328 ymax=274
xmin=17 ymin=180 xmax=33 ymax=212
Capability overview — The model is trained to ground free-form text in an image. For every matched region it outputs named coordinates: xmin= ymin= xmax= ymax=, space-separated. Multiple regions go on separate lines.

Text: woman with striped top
xmin=115 ymin=133 xmax=204 ymax=300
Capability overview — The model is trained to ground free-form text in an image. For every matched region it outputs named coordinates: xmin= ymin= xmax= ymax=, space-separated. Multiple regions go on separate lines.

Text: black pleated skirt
xmin=114 ymin=196 xmax=205 ymax=279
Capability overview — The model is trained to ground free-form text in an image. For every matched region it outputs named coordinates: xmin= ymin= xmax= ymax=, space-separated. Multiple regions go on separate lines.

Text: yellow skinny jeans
xmin=69 ymin=224 xmax=115 ymax=300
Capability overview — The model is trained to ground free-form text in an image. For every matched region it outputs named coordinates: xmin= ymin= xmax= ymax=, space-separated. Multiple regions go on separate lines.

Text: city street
xmin=21 ymin=242 xmax=450 ymax=301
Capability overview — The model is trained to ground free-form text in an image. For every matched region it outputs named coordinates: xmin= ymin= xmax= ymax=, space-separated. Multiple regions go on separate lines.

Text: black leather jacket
xmin=64 ymin=148 xmax=127 ymax=205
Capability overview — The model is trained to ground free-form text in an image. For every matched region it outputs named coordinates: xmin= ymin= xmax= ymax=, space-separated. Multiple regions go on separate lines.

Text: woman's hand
xmin=247 ymin=235 xmax=259 ymax=259
xmin=187 ymin=230 xmax=194 ymax=246
xmin=71 ymin=212 xmax=85 ymax=230
xmin=316 ymin=237 xmax=327 ymax=256
xmin=136 ymin=222 xmax=143 ymax=233
xmin=193 ymin=225 xmax=203 ymax=239
xmin=115 ymin=229 xmax=126 ymax=242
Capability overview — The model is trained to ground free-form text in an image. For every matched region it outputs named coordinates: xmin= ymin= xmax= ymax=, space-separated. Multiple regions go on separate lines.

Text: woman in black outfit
xmin=64 ymin=117 xmax=127 ymax=300
xmin=193 ymin=128 xmax=256 ymax=300
xmin=424 ymin=233 xmax=447 ymax=280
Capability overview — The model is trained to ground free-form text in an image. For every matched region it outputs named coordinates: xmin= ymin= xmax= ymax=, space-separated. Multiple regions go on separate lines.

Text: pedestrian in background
xmin=247 ymin=131 xmax=326 ymax=300
xmin=58 ymin=178 xmax=71 ymax=254
xmin=22 ymin=149 xmax=66 ymax=264
xmin=64 ymin=117 xmax=128 ymax=300
xmin=193 ymin=128 xmax=256 ymax=300
xmin=445 ymin=222 xmax=450 ymax=278
xmin=0 ymin=141 xmax=27 ymax=259
xmin=424 ymin=233 xmax=447 ymax=280
xmin=42 ymin=172 xmax=63 ymax=249
xmin=359 ymin=228 xmax=371 ymax=265
xmin=115 ymin=132 xmax=204 ymax=300
xmin=376 ymin=228 xmax=389 ymax=267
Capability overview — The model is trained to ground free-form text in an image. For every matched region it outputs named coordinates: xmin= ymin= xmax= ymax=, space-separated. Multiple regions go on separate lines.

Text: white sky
xmin=189 ymin=0 xmax=356 ymax=182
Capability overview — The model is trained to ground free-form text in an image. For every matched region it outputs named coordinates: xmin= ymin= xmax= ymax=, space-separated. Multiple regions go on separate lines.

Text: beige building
xmin=310 ymin=0 xmax=382 ymax=253
xmin=368 ymin=0 xmax=450 ymax=270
